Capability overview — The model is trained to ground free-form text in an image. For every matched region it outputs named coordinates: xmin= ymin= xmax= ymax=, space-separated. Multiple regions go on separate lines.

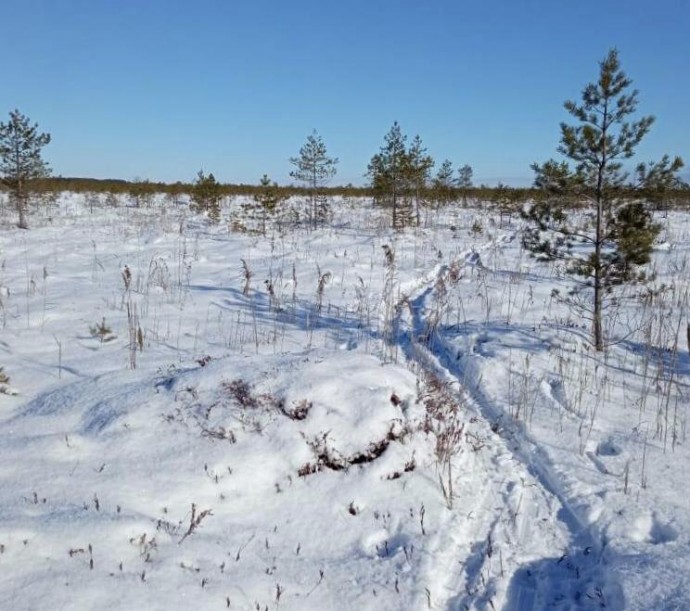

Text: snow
xmin=0 ymin=196 xmax=689 ymax=610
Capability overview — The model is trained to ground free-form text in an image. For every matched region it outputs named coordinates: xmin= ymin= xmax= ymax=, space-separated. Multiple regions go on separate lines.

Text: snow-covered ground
xmin=0 ymin=195 xmax=688 ymax=610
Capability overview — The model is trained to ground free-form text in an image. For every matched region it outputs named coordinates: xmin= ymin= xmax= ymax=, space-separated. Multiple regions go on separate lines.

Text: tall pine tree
xmin=432 ymin=159 xmax=454 ymax=209
xmin=457 ymin=164 xmax=473 ymax=206
xmin=524 ymin=50 xmax=683 ymax=350
xmin=407 ymin=135 xmax=434 ymax=226
xmin=367 ymin=122 xmax=409 ymax=230
xmin=0 ymin=109 xmax=51 ymax=229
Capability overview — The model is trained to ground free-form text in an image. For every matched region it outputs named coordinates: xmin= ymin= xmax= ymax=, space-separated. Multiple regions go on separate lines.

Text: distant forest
xmin=8 ymin=176 xmax=689 ymax=210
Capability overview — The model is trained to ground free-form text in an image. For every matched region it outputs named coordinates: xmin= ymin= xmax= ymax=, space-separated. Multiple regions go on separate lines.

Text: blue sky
xmin=2 ymin=0 xmax=688 ymax=186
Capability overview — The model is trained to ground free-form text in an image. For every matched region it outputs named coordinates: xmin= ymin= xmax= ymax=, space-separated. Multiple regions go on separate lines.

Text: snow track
xmin=394 ymin=232 xmax=624 ymax=610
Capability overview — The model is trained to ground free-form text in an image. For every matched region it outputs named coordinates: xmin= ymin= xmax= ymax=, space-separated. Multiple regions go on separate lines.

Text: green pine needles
xmin=0 ymin=109 xmax=51 ymax=229
xmin=190 ymin=170 xmax=223 ymax=223
xmin=523 ymin=49 xmax=684 ymax=351
xmin=289 ymin=130 xmax=338 ymax=229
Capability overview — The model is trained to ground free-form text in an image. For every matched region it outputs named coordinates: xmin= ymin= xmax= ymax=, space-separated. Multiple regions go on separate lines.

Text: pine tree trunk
xmin=17 ymin=199 xmax=28 ymax=229
xmin=392 ymin=186 xmax=397 ymax=230
xmin=16 ymin=179 xmax=29 ymax=230
xmin=593 ymin=261 xmax=603 ymax=351
xmin=415 ymin=186 xmax=421 ymax=228
xmin=594 ymin=165 xmax=605 ymax=351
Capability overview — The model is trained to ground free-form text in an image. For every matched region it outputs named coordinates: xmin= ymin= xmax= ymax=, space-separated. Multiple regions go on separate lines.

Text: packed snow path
xmin=393 ymin=231 xmax=623 ymax=610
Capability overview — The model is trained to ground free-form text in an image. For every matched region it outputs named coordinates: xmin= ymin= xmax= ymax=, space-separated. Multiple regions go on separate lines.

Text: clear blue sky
xmin=2 ymin=0 xmax=688 ymax=186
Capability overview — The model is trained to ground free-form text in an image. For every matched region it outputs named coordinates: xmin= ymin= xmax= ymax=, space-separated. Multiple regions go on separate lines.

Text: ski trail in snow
xmin=393 ymin=231 xmax=623 ymax=610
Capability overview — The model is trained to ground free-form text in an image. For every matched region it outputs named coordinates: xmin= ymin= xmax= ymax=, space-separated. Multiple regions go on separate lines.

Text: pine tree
xmin=247 ymin=174 xmax=287 ymax=235
xmin=190 ymin=170 xmax=223 ymax=222
xmin=289 ymin=130 xmax=338 ymax=228
xmin=367 ymin=121 xmax=410 ymax=230
xmin=523 ymin=49 xmax=684 ymax=350
xmin=432 ymin=159 xmax=455 ymax=209
xmin=0 ymin=109 xmax=51 ymax=229
xmin=635 ymin=154 xmax=685 ymax=216
xmin=407 ymin=135 xmax=434 ymax=226
xmin=491 ymin=182 xmax=522 ymax=228
xmin=457 ymin=164 xmax=473 ymax=206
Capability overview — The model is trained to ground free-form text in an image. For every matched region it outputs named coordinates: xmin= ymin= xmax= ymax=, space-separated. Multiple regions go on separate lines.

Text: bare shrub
xmin=223 ymin=379 xmax=259 ymax=409
xmin=240 ymin=259 xmax=253 ymax=296
xmin=278 ymin=399 xmax=312 ymax=421
xmin=147 ymin=257 xmax=170 ymax=292
xmin=417 ymin=371 xmax=466 ymax=509
xmin=299 ymin=423 xmax=408 ymax=477
xmin=178 ymin=503 xmax=213 ymax=544
xmin=316 ymin=265 xmax=331 ymax=313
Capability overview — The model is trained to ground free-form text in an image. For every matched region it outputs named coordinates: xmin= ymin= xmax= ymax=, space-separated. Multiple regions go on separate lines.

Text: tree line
xmin=3 ymin=114 xmax=686 ymax=233
xmin=1 ymin=50 xmax=689 ymax=354
xmin=3 ymin=50 xmax=689 ymax=232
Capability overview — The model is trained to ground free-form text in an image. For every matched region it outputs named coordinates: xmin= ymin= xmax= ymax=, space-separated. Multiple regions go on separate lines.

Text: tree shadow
xmin=209 ymin=286 xmax=379 ymax=349
xmin=617 ymin=338 xmax=690 ymax=380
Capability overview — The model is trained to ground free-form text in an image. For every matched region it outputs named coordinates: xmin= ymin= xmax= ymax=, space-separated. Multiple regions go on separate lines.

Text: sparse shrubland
xmin=0 ymin=52 xmax=688 ymax=610
xmin=1 ymin=188 xmax=690 ymax=609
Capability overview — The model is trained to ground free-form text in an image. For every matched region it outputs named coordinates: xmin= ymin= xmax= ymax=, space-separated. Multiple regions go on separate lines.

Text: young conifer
xmin=190 ymin=170 xmax=223 ymax=222
xmin=523 ymin=49 xmax=683 ymax=350
xmin=289 ymin=130 xmax=338 ymax=228
xmin=0 ymin=110 xmax=51 ymax=229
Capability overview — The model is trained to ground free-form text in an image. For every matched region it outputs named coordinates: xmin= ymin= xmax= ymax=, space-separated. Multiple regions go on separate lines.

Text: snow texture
xmin=0 ymin=195 xmax=689 ymax=610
